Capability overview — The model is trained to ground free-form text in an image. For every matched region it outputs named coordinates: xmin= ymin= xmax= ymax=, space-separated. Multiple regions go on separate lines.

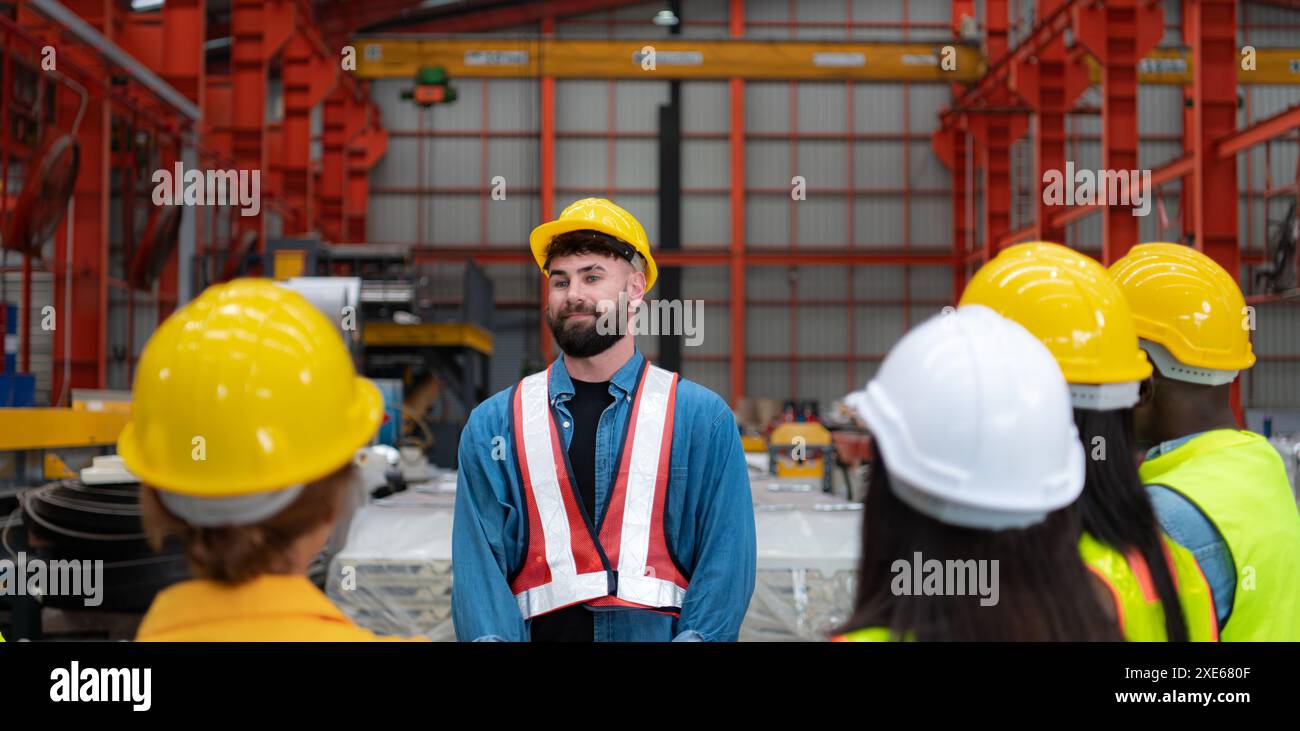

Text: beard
xmin=547 ymin=301 xmax=624 ymax=358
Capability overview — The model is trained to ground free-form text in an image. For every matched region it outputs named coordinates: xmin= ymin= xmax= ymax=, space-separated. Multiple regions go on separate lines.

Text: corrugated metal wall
xmin=361 ymin=0 xmax=1300 ymax=413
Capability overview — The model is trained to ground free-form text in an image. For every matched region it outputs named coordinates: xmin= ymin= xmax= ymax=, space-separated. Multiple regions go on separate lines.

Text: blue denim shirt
xmin=1145 ymin=433 xmax=1236 ymax=626
xmin=451 ymin=349 xmax=756 ymax=642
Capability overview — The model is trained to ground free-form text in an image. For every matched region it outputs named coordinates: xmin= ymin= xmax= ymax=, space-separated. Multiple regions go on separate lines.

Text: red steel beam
xmin=316 ymin=0 xmax=426 ymax=47
xmin=1048 ymin=154 xmax=1194 ymax=229
xmin=943 ymin=0 xmax=1083 ymax=120
xmin=1217 ymin=104 xmax=1300 ymax=158
xmin=409 ymin=249 xmax=956 ymax=267
xmin=398 ymin=0 xmax=646 ymax=34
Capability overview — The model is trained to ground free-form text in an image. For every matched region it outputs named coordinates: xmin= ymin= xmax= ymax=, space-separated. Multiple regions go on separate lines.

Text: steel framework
xmin=2 ymin=0 xmax=384 ymax=403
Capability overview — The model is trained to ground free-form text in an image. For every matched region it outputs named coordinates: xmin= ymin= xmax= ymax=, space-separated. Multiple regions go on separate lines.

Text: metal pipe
xmin=28 ymin=0 xmax=201 ymax=121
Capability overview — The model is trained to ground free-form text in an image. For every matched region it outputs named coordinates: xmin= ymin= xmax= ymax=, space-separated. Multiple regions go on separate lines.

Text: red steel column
xmin=231 ymin=0 xmax=294 ymax=259
xmin=282 ymin=32 xmax=333 ymax=235
xmin=345 ymin=96 xmax=386 ymax=241
xmin=947 ymin=0 xmax=974 ymax=299
xmin=729 ymin=0 xmax=745 ymax=404
xmin=1026 ymin=0 xmax=1073 ymax=243
xmin=1189 ymin=0 xmax=1239 ymax=271
xmin=1188 ymin=0 xmax=1243 ymax=420
xmin=978 ymin=0 xmax=1012 ymax=261
xmin=321 ymin=86 xmax=348 ymax=243
xmin=38 ymin=0 xmax=111 ymax=400
xmin=539 ymin=14 xmax=557 ymax=364
xmin=951 ymin=128 xmax=969 ymax=297
xmin=1072 ymin=0 xmax=1163 ymax=262
xmin=1180 ymin=0 xmax=1196 ymax=240
xmin=160 ymin=0 xmax=205 ymax=318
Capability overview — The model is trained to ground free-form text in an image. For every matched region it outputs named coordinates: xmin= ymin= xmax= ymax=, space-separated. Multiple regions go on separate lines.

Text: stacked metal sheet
xmin=325 ymin=487 xmax=457 ymax=641
xmin=744 ymin=475 xmax=861 ymax=641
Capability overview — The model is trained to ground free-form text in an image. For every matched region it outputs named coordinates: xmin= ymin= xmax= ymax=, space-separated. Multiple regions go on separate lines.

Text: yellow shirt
xmin=136 ymin=574 xmax=423 ymax=642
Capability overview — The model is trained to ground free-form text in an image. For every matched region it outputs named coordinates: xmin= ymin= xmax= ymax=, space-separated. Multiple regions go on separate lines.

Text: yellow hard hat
xmin=118 ymin=278 xmax=383 ymax=498
xmin=1107 ymin=242 xmax=1255 ymax=372
xmin=529 ymin=198 xmax=657 ymax=291
xmin=960 ymin=242 xmax=1152 ymax=387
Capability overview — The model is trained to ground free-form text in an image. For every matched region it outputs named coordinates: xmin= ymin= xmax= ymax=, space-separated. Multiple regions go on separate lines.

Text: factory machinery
xmin=0 ymin=240 xmax=492 ymax=639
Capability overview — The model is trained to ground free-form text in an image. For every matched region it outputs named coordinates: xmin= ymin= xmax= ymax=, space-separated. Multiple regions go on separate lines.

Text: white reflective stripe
xmin=613 ymin=365 xmax=676 ymax=601
xmin=515 ymin=571 xmax=610 ymax=619
xmin=517 ymin=370 xmax=580 ymax=581
xmin=617 ymin=573 xmax=687 ymax=610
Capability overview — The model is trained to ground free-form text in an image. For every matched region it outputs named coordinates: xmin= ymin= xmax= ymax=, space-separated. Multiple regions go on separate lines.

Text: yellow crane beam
xmin=352 ymin=38 xmax=1300 ymax=84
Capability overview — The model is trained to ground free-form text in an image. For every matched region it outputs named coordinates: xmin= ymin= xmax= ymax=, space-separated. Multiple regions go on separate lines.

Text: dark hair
xmin=837 ymin=454 xmax=1122 ymax=641
xmin=139 ymin=464 xmax=356 ymax=584
xmin=544 ymin=230 xmax=642 ymax=273
xmin=1074 ymin=407 xmax=1189 ymax=641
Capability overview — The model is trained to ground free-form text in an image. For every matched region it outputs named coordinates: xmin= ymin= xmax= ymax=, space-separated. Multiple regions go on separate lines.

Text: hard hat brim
xmin=1057 ymin=349 xmax=1154 ymax=385
xmin=118 ymin=375 xmax=385 ymax=498
xmin=529 ymin=218 xmax=658 ymax=292
xmin=1133 ymin=320 xmax=1257 ymax=373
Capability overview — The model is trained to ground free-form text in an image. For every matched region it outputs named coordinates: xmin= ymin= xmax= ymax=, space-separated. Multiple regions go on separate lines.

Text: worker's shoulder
xmin=466 ymin=384 xmax=515 ymax=429
xmin=672 ymin=375 xmax=734 ymax=427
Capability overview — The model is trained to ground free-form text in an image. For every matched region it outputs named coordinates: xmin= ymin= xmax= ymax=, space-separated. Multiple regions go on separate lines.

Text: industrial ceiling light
xmin=653 ymin=9 xmax=679 ymax=27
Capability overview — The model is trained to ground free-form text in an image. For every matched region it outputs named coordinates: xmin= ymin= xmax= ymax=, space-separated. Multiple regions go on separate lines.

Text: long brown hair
xmin=139 ymin=464 xmax=355 ymax=584
xmin=837 ymin=455 xmax=1122 ymax=641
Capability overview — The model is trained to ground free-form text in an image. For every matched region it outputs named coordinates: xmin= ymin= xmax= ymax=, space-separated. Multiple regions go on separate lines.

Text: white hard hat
xmin=852 ymin=305 xmax=1084 ymax=530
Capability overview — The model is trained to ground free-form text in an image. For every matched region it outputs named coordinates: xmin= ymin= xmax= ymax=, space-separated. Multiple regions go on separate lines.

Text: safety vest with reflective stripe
xmin=832 ymin=627 xmax=908 ymax=642
xmin=1078 ymin=531 xmax=1218 ymax=642
xmin=1139 ymin=429 xmax=1300 ymax=641
xmin=508 ymin=361 xmax=690 ymax=620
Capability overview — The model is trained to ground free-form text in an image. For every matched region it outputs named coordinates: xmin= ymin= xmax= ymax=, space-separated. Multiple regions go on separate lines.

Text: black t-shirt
xmin=528 ymin=378 xmax=614 ymax=642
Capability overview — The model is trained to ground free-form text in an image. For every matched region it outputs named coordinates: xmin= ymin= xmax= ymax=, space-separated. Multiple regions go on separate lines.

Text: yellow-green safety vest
xmin=1139 ymin=429 xmax=1300 ymax=641
xmin=1078 ymin=531 xmax=1218 ymax=642
xmin=833 ymin=627 xmax=896 ymax=642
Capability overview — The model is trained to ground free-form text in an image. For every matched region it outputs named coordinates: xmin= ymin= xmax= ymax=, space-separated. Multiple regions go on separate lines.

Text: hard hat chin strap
xmin=157 ymin=484 xmax=305 ymax=527
xmin=1140 ymin=339 xmax=1239 ymax=387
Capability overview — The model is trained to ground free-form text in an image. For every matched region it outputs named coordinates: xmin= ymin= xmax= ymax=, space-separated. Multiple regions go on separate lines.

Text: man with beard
xmin=451 ymin=198 xmax=755 ymax=642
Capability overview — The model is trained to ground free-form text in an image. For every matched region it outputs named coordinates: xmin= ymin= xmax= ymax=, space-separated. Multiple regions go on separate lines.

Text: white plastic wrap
xmin=325 ymin=489 xmax=457 ymax=640
xmin=744 ymin=475 xmax=862 ymax=641
xmin=327 ymin=474 xmax=864 ymax=641
xmin=1267 ymin=434 xmax=1300 ymax=505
